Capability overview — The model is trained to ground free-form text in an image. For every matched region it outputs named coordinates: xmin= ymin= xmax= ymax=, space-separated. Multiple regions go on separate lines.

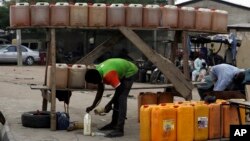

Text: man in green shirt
xmin=85 ymin=58 xmax=138 ymax=137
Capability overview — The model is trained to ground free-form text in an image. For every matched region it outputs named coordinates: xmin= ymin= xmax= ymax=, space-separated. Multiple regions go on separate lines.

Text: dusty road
xmin=1 ymin=65 xmax=179 ymax=141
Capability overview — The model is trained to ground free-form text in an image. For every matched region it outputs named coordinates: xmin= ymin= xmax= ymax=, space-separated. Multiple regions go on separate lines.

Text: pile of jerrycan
xmin=46 ymin=63 xmax=96 ymax=89
xmin=139 ymin=91 xmax=246 ymax=141
xmin=10 ymin=2 xmax=228 ymax=32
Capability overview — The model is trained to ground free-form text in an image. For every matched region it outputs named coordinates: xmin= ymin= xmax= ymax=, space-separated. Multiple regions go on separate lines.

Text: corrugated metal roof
xmin=228 ymin=23 xmax=250 ymax=28
xmin=175 ymin=0 xmax=250 ymax=8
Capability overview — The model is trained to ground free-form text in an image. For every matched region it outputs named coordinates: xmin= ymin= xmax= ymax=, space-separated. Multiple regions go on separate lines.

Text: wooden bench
xmin=30 ymin=82 xmax=205 ymax=111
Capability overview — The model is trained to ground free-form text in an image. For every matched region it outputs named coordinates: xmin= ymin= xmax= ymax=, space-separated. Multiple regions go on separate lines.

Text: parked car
xmin=0 ymin=44 xmax=40 ymax=65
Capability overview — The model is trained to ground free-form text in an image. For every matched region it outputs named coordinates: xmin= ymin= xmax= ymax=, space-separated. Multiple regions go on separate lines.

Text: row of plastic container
xmin=47 ymin=63 xmax=94 ymax=89
xmin=10 ymin=2 xmax=228 ymax=32
xmin=140 ymin=100 xmax=246 ymax=141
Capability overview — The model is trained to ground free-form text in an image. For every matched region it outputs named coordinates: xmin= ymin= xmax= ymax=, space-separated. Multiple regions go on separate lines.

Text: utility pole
xmin=16 ymin=29 xmax=22 ymax=66
xmin=15 ymin=0 xmax=22 ymax=66
xmin=153 ymin=0 xmax=157 ymax=51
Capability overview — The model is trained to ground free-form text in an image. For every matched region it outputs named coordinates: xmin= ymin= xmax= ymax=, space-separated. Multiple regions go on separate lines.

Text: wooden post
xmin=170 ymin=31 xmax=180 ymax=62
xmin=182 ymin=31 xmax=190 ymax=80
xmin=245 ymin=85 xmax=250 ymax=101
xmin=50 ymin=29 xmax=57 ymax=130
xmin=119 ymin=27 xmax=193 ymax=99
xmin=41 ymin=29 xmax=51 ymax=111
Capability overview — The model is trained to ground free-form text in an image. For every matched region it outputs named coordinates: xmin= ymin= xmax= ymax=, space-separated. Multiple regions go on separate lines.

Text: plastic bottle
xmin=94 ymin=107 xmax=105 ymax=115
xmin=83 ymin=113 xmax=91 ymax=135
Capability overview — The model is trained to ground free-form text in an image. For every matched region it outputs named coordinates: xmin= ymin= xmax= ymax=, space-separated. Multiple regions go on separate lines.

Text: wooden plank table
xmin=30 ymin=81 xmax=205 ymax=111
xmin=227 ymin=99 xmax=250 ymax=125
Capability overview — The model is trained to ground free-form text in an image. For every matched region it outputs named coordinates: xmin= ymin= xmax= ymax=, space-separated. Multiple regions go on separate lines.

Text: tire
xmin=21 ymin=111 xmax=50 ymax=128
xmin=25 ymin=57 xmax=35 ymax=65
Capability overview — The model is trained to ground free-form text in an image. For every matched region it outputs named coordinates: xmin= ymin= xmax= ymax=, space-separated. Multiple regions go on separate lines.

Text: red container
xmin=89 ymin=3 xmax=106 ymax=27
xmin=143 ymin=4 xmax=161 ymax=27
xmin=161 ymin=5 xmax=178 ymax=28
xmin=30 ymin=2 xmax=50 ymax=26
xmin=138 ymin=92 xmax=157 ymax=122
xmin=208 ymin=103 xmax=222 ymax=139
xmin=10 ymin=2 xmax=30 ymax=27
xmin=107 ymin=3 xmax=125 ymax=27
xmin=211 ymin=10 xmax=228 ymax=32
xmin=195 ymin=8 xmax=212 ymax=31
xmin=157 ymin=91 xmax=174 ymax=104
xmin=70 ymin=3 xmax=88 ymax=26
xmin=126 ymin=4 xmax=143 ymax=27
xmin=178 ymin=6 xmax=196 ymax=29
xmin=50 ymin=2 xmax=70 ymax=26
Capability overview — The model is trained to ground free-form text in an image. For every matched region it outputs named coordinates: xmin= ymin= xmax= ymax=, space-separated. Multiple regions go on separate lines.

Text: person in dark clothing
xmin=85 ymin=58 xmax=138 ymax=138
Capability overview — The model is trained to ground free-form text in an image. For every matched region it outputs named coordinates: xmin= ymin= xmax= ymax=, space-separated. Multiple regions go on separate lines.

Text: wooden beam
xmin=50 ymin=29 xmax=57 ymax=131
xmin=170 ymin=31 xmax=180 ymax=62
xmin=245 ymin=85 xmax=250 ymax=101
xmin=76 ymin=33 xmax=123 ymax=65
xmin=41 ymin=29 xmax=51 ymax=112
xmin=182 ymin=31 xmax=190 ymax=80
xmin=119 ymin=27 xmax=193 ymax=99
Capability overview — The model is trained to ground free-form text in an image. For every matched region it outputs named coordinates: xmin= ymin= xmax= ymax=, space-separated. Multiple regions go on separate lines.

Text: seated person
xmin=192 ymin=53 xmax=206 ymax=81
xmin=197 ymin=62 xmax=208 ymax=82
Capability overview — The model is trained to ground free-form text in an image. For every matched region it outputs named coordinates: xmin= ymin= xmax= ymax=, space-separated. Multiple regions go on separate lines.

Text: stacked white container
xmin=161 ymin=5 xmax=178 ymax=28
xmin=10 ymin=2 xmax=30 ymax=27
xmin=126 ymin=4 xmax=143 ymax=27
xmin=107 ymin=3 xmax=125 ymax=27
xmin=30 ymin=2 xmax=50 ymax=26
xmin=195 ymin=8 xmax=212 ymax=30
xmin=50 ymin=2 xmax=70 ymax=26
xmin=68 ymin=64 xmax=87 ymax=88
xmin=89 ymin=3 xmax=107 ymax=27
xmin=70 ymin=3 xmax=88 ymax=26
xmin=143 ymin=4 xmax=161 ymax=27
xmin=211 ymin=10 xmax=228 ymax=32
xmin=47 ymin=63 xmax=68 ymax=89
xmin=178 ymin=6 xmax=196 ymax=29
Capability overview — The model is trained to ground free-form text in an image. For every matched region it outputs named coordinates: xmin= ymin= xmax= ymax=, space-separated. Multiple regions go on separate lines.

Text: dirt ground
xmin=1 ymin=65 xmax=187 ymax=141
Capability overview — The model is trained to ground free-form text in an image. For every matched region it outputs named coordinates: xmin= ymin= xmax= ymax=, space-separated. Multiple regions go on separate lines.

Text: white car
xmin=0 ymin=44 xmax=40 ymax=65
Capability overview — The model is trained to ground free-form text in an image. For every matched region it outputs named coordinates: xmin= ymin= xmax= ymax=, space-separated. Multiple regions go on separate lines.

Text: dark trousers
xmin=109 ymin=75 xmax=135 ymax=132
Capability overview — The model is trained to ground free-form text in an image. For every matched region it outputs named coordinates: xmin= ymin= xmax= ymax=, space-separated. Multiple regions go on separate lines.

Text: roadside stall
xmin=8 ymin=2 xmax=230 ymax=134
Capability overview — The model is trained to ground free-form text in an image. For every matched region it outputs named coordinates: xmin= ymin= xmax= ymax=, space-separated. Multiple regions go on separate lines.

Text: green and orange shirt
xmin=96 ymin=58 xmax=138 ymax=88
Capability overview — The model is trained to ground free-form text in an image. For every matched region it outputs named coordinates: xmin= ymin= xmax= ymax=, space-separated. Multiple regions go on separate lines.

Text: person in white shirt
xmin=192 ymin=53 xmax=206 ymax=81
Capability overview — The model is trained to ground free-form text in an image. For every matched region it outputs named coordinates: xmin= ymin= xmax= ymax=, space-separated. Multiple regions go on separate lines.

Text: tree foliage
xmin=0 ymin=6 xmax=9 ymax=29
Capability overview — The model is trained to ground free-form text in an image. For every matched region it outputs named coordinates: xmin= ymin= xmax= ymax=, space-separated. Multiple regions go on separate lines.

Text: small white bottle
xmin=83 ymin=113 xmax=91 ymax=135
xmin=94 ymin=107 xmax=105 ymax=115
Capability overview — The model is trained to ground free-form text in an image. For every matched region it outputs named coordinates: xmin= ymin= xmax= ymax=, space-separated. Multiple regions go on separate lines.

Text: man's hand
xmin=86 ymin=106 xmax=95 ymax=113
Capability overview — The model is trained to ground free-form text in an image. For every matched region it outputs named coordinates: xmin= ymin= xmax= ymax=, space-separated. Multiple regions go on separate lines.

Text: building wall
xmin=235 ymin=31 xmax=250 ymax=68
